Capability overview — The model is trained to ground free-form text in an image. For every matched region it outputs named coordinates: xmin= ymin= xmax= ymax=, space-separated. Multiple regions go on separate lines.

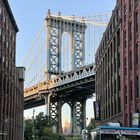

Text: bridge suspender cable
xmin=21 ymin=21 xmax=46 ymax=65
xmin=26 ymin=64 xmax=46 ymax=87
xmin=25 ymin=39 xmax=47 ymax=73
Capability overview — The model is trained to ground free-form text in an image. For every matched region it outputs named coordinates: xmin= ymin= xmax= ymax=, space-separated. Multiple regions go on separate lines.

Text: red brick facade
xmin=120 ymin=0 xmax=140 ymax=127
xmin=95 ymin=0 xmax=140 ymax=127
xmin=0 ymin=0 xmax=24 ymax=140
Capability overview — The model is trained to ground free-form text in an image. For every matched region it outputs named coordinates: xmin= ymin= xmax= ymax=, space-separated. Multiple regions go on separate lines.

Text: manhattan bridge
xmin=23 ymin=10 xmax=110 ymax=134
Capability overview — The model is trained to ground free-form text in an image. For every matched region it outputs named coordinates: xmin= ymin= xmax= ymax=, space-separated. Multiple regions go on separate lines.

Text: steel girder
xmin=49 ymin=94 xmax=87 ymax=134
xmin=49 ymin=96 xmax=62 ymax=133
xmin=49 ymin=27 xmax=59 ymax=73
xmin=74 ymin=32 xmax=83 ymax=68
xmin=71 ymin=100 xmax=86 ymax=134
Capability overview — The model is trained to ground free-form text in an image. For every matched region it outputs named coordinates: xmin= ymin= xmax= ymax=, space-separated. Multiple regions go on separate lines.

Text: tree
xmin=87 ymin=118 xmax=96 ymax=131
xmin=34 ymin=112 xmax=50 ymax=138
xmin=24 ymin=112 xmax=65 ymax=140
xmin=24 ymin=119 xmax=33 ymax=140
xmin=87 ymin=118 xmax=96 ymax=139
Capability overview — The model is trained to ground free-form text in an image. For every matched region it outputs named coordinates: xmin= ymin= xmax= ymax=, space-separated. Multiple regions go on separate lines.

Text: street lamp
xmin=32 ymin=109 xmax=35 ymax=140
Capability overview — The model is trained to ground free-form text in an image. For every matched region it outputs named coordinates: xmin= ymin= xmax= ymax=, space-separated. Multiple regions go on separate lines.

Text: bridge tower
xmin=46 ymin=9 xmax=87 ymax=78
xmin=45 ymin=10 xmax=87 ymax=134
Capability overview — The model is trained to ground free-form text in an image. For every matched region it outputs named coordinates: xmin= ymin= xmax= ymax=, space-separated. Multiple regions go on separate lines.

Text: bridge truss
xmin=24 ymin=63 xmax=95 ymax=133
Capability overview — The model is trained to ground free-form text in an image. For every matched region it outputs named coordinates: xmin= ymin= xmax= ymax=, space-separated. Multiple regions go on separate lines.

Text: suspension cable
xmin=26 ymin=39 xmax=47 ymax=73
xmin=26 ymin=64 xmax=46 ymax=88
xmin=21 ymin=21 xmax=46 ymax=65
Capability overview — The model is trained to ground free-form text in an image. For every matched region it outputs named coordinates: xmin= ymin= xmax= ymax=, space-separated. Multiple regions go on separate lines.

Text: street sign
xmin=93 ymin=101 xmax=101 ymax=120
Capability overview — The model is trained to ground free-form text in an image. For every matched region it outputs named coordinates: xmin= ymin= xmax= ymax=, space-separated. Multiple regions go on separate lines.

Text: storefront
xmin=90 ymin=126 xmax=140 ymax=140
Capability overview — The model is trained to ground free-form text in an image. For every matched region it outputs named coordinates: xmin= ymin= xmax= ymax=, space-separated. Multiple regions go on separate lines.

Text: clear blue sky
xmin=8 ymin=0 xmax=116 ymax=124
xmin=9 ymin=0 xmax=116 ymax=66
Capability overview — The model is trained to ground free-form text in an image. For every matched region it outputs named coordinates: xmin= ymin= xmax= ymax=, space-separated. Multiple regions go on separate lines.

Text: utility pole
xmin=32 ymin=109 xmax=35 ymax=140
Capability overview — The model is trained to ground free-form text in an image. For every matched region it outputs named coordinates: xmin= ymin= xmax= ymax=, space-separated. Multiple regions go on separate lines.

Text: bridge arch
xmin=61 ymin=103 xmax=71 ymax=134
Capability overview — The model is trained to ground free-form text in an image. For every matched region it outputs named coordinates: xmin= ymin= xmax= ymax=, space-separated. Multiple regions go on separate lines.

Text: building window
xmin=3 ymin=35 xmax=5 ymax=42
xmin=113 ymin=17 xmax=115 ymax=28
xmin=9 ymin=27 xmax=11 ymax=37
xmin=0 ymin=7 xmax=1 ymax=15
xmin=129 ymin=0 xmax=132 ymax=13
xmin=6 ymin=18 xmax=8 ymax=30
xmin=111 ymin=102 xmax=113 ymax=116
xmin=136 ymin=44 xmax=139 ymax=65
xmin=130 ymin=51 xmax=132 ymax=70
xmin=117 ymin=30 xmax=120 ymax=46
xmin=125 ymin=85 xmax=127 ymax=104
xmin=0 ymin=28 xmax=1 ymax=36
xmin=135 ymin=0 xmax=139 ymax=7
xmin=0 ymin=52 xmax=1 ymax=63
xmin=2 ymin=56 xmax=5 ymax=63
xmin=124 ymin=4 xmax=127 ymax=22
xmin=124 ymin=30 xmax=126 ymax=40
xmin=6 ymin=42 xmax=8 ymax=48
xmin=114 ymin=58 xmax=116 ymax=72
xmin=130 ymin=81 xmax=133 ymax=101
xmin=116 ymin=8 xmax=120 ymax=22
xmin=114 ymin=37 xmax=116 ymax=53
xmin=114 ymin=80 xmax=116 ymax=94
xmin=124 ymin=57 xmax=127 ymax=75
xmin=124 ymin=40 xmax=127 ymax=48
xmin=6 ymin=58 xmax=8 ymax=67
xmin=118 ymin=53 xmax=120 ymax=68
xmin=110 ymin=24 xmax=112 ymax=35
xmin=110 ymin=43 xmax=112 ymax=58
xmin=114 ymin=100 xmax=117 ymax=114
xmin=129 ymin=22 xmax=132 ymax=41
xmin=124 ymin=30 xmax=127 ymax=48
xmin=118 ymin=97 xmax=121 ymax=113
xmin=12 ymin=36 xmax=15 ymax=42
xmin=135 ymin=12 xmax=139 ymax=33
xmin=136 ymin=76 xmax=139 ymax=98
xmin=109 ymin=103 xmax=110 ymax=117
xmin=3 ymin=11 xmax=5 ymax=23
xmin=118 ymin=75 xmax=120 ymax=91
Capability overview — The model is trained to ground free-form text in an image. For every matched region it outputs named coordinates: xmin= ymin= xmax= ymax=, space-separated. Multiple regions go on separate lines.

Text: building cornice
xmin=3 ymin=0 xmax=19 ymax=32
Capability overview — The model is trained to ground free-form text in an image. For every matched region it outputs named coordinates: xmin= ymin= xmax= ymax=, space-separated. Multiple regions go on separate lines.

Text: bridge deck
xmin=24 ymin=63 xmax=95 ymax=109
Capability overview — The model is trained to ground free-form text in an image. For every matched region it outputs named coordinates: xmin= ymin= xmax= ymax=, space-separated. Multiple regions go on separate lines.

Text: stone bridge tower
xmin=46 ymin=10 xmax=87 ymax=78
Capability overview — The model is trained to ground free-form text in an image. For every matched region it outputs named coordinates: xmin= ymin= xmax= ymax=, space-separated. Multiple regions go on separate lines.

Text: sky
xmin=8 ymin=0 xmax=116 ymax=125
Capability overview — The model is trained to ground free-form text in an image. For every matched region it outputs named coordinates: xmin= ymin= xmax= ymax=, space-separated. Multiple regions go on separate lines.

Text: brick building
xmin=0 ymin=0 xmax=25 ymax=140
xmin=95 ymin=0 xmax=140 ymax=127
